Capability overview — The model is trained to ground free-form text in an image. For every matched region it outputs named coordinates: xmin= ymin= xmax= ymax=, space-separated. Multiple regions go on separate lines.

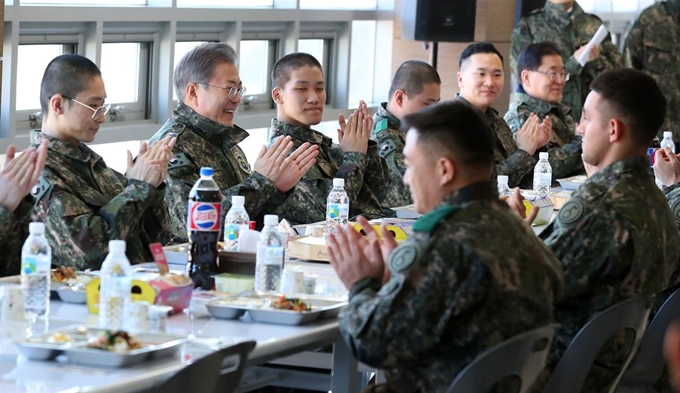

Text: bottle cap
xmin=333 ymin=178 xmax=345 ymax=187
xmin=28 ymin=222 xmax=45 ymax=235
xmin=109 ymin=240 xmax=126 ymax=253
xmin=249 ymin=221 xmax=257 ymax=230
xmin=664 ymin=131 xmax=673 ymax=139
xmin=264 ymin=215 xmax=279 ymax=226
xmin=199 ymin=167 xmax=214 ymax=177
xmin=231 ymin=195 xmax=245 ymax=206
xmin=539 ymin=152 xmax=549 ymax=160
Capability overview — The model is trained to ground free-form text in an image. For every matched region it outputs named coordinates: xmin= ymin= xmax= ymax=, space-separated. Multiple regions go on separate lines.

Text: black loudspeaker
xmin=402 ymin=0 xmax=477 ymax=42
xmin=515 ymin=0 xmax=545 ymax=24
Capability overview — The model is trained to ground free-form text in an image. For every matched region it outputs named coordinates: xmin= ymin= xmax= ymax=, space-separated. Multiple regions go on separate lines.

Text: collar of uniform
xmin=412 ymin=181 xmax=497 ymax=233
xmin=173 ymin=103 xmax=249 ymax=146
xmin=270 ymin=118 xmax=331 ymax=147
xmin=667 ymin=0 xmax=680 ymax=15
xmin=515 ymin=92 xmax=569 ymax=118
xmin=454 ymin=94 xmax=501 ymax=126
xmin=543 ymin=1 xmax=583 ymax=27
xmin=586 ymin=156 xmax=649 ymax=187
xmin=30 ymin=129 xmax=99 ymax=163
xmin=376 ymin=102 xmax=401 ymax=127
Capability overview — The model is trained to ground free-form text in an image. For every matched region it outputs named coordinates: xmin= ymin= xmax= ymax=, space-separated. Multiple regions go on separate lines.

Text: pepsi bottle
xmin=187 ymin=167 xmax=222 ymax=290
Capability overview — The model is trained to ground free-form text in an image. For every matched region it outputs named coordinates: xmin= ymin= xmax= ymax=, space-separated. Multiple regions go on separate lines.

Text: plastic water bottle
xmin=656 ymin=131 xmax=676 ymax=189
xmin=224 ymin=196 xmax=249 ymax=252
xmin=21 ymin=222 xmax=51 ymax=321
xmin=187 ymin=167 xmax=221 ymax=290
xmin=497 ymin=175 xmax=511 ymax=197
xmin=99 ymin=240 xmax=132 ymax=330
xmin=533 ymin=152 xmax=552 ymax=199
xmin=255 ymin=215 xmax=284 ymax=292
xmin=325 ymin=178 xmax=349 ymax=235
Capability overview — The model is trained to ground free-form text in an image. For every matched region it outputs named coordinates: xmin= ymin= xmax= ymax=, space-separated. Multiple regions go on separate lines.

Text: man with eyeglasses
xmin=150 ymin=43 xmax=319 ymax=239
xmin=505 ymin=42 xmax=585 ymax=188
xmin=29 ymin=54 xmax=177 ymax=270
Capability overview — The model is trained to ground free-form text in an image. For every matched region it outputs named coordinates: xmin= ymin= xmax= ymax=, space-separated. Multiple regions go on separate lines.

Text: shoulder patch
xmin=233 ymin=150 xmax=252 ymax=174
xmin=670 ymin=197 xmax=680 ymax=224
xmin=374 ymin=118 xmax=389 ymax=133
xmin=31 ymin=175 xmax=53 ymax=202
xmin=557 ymin=198 xmax=586 ymax=226
xmin=412 ymin=205 xmax=458 ymax=233
xmin=168 ymin=152 xmax=191 ymax=170
xmin=378 ymin=139 xmax=397 ymax=158
xmin=388 ymin=242 xmax=420 ymax=273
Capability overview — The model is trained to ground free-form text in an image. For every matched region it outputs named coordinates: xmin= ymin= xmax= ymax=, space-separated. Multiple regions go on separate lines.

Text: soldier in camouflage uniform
xmin=511 ymin=0 xmax=623 ymax=120
xmin=457 ymin=42 xmax=552 ymax=188
xmin=505 ymin=42 xmax=584 ymax=188
xmin=526 ymin=69 xmax=680 ymax=392
xmin=0 ymin=142 xmax=48 ymax=277
xmin=269 ymin=53 xmax=391 ymax=225
xmin=29 ymin=54 xmax=176 ymax=270
xmin=371 ymin=60 xmax=440 ymax=208
xmin=326 ymin=100 xmax=563 ymax=393
xmin=624 ymin=0 xmax=680 ymax=141
xmin=151 ymin=43 xmax=319 ymax=239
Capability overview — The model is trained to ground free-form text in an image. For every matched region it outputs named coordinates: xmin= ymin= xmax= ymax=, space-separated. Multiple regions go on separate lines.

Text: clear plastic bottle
xmin=533 ymin=152 xmax=552 ymax=199
xmin=21 ymin=222 xmax=51 ymax=321
xmin=497 ymin=175 xmax=511 ymax=197
xmin=325 ymin=178 xmax=349 ymax=235
xmin=223 ymin=195 xmax=249 ymax=252
xmin=656 ymin=131 xmax=676 ymax=189
xmin=255 ymin=215 xmax=284 ymax=292
xmin=99 ymin=240 xmax=132 ymax=330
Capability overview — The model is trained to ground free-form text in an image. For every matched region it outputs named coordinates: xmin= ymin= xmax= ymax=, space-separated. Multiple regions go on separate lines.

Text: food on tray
xmin=86 ymin=331 xmax=142 ymax=353
xmin=51 ymin=266 xmax=77 ymax=282
xmin=47 ymin=332 xmax=74 ymax=343
xmin=161 ymin=273 xmax=192 ymax=286
xmin=272 ymin=296 xmax=311 ymax=311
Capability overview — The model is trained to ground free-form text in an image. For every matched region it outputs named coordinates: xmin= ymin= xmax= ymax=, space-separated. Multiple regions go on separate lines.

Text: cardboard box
xmin=392 ymin=204 xmax=422 ymax=219
xmin=288 ymin=236 xmax=329 ymax=262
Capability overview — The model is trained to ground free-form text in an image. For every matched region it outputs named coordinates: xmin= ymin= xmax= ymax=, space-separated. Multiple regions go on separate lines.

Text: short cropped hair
xmin=401 ymin=101 xmax=494 ymax=172
xmin=516 ymin=42 xmax=561 ymax=79
xmin=174 ymin=42 xmax=239 ymax=102
xmin=40 ymin=54 xmax=101 ymax=117
xmin=590 ymin=68 xmax=667 ymax=146
xmin=272 ymin=52 xmax=323 ymax=89
xmin=388 ymin=60 xmax=441 ymax=99
xmin=459 ymin=42 xmax=504 ymax=69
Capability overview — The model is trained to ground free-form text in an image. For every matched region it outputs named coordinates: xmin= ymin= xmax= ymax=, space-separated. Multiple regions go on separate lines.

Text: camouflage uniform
xmin=370 ymin=103 xmax=411 ymax=208
xmin=0 ymin=197 xmax=33 ymax=277
xmin=505 ymin=90 xmax=584 ymax=188
xmin=455 ymin=95 xmax=536 ymax=188
xmin=624 ymin=0 xmax=680 ymax=141
xmin=532 ymin=156 xmax=680 ymax=392
xmin=150 ymin=103 xmax=285 ymax=240
xmin=269 ymin=118 xmax=391 ymax=225
xmin=511 ymin=1 xmax=623 ymax=120
xmin=29 ymin=131 xmax=175 ymax=270
xmin=340 ymin=182 xmax=564 ymax=393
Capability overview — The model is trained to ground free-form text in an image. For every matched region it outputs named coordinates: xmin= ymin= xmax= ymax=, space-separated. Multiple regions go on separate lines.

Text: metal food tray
xmin=556 ymin=175 xmax=588 ymax=190
xmin=15 ymin=326 xmax=103 ymax=360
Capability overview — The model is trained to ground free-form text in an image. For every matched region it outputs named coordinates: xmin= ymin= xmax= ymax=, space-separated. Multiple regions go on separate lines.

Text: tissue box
xmin=392 ymin=204 xmax=422 ymax=219
xmin=288 ymin=236 xmax=329 ymax=262
xmin=86 ymin=275 xmax=193 ymax=314
xmin=354 ymin=218 xmax=415 ymax=242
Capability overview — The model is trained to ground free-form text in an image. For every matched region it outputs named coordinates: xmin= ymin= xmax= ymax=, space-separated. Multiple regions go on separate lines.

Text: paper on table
xmin=237 ymin=228 xmax=260 ymax=252
xmin=578 ymin=24 xmax=608 ymax=66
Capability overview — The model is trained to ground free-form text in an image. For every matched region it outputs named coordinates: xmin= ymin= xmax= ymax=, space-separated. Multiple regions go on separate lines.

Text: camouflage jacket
xmin=340 ymin=182 xmax=563 ymax=393
xmin=0 ymin=197 xmax=33 ymax=277
xmin=538 ymin=156 xmax=680 ymax=392
xmin=370 ymin=103 xmax=411 ymax=208
xmin=455 ymin=95 xmax=536 ymax=188
xmin=505 ymin=91 xmax=584 ymax=188
xmin=29 ymin=131 xmax=174 ymax=270
xmin=150 ymin=104 xmax=283 ymax=240
xmin=663 ymin=183 xmax=680 ymax=233
xmin=269 ymin=118 xmax=391 ymax=225
xmin=624 ymin=0 xmax=680 ymax=141
xmin=511 ymin=1 xmax=623 ymax=120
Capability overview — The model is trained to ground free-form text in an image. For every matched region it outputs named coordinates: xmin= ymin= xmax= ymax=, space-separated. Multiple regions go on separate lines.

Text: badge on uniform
xmin=558 ymin=198 xmax=585 ymax=226
xmin=234 ymin=151 xmax=251 ymax=174
xmin=388 ymin=243 xmax=420 ymax=273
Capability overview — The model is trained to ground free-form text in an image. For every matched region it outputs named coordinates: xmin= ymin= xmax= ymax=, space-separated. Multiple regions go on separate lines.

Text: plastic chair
xmin=445 ymin=324 xmax=557 ymax=393
xmin=542 ymin=295 xmax=652 ymax=393
xmin=150 ymin=340 xmax=256 ymax=393
xmin=615 ymin=287 xmax=680 ymax=393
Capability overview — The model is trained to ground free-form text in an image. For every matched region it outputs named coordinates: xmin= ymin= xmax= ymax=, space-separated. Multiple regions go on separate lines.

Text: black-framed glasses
xmin=197 ymin=83 xmax=247 ymax=99
xmin=530 ymin=70 xmax=570 ymax=82
xmin=62 ymin=95 xmax=111 ymax=119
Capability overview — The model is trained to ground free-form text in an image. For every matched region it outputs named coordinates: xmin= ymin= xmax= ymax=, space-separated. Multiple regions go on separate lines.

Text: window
xmin=579 ymin=0 xmax=655 ymax=13
xmin=100 ymin=41 xmax=150 ymax=121
xmin=298 ymin=39 xmax=325 ymax=69
xmin=239 ymin=40 xmax=271 ymax=96
xmin=299 ymin=0 xmax=377 ymax=9
xmin=16 ymin=44 xmax=71 ymax=111
xmin=238 ymin=127 xmax=269 ymax=165
xmin=21 ymin=0 xmax=146 ymax=4
xmin=348 ymin=21 xmax=376 ymax=108
xmin=173 ymin=41 xmax=210 ymax=101
xmin=176 ymin=0 xmax=273 ymax=7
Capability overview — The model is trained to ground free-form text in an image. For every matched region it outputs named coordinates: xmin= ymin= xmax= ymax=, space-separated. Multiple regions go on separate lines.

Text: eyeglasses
xmin=197 ymin=83 xmax=247 ymax=99
xmin=62 ymin=95 xmax=111 ymax=119
xmin=530 ymin=70 xmax=570 ymax=82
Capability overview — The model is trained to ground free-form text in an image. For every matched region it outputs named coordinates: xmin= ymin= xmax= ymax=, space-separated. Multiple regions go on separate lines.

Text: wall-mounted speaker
xmin=401 ymin=0 xmax=477 ymax=43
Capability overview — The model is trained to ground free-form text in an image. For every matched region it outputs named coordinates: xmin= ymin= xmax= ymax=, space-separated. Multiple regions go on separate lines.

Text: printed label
xmin=21 ymin=255 xmax=50 ymax=275
xmin=539 ymin=173 xmax=552 ymax=185
xmin=187 ymin=201 xmax=221 ymax=231
xmin=326 ymin=203 xmax=349 ymax=219
xmin=257 ymin=246 xmax=284 ymax=265
xmin=225 ymin=224 xmax=240 ymax=241
xmin=102 ymin=275 xmax=132 ymax=297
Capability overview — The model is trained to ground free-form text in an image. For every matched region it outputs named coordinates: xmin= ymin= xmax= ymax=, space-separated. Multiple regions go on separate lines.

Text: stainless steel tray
xmin=15 ymin=326 xmax=102 ymax=360
xmin=205 ymin=300 xmax=248 ymax=320
xmin=56 ymin=286 xmax=87 ymax=304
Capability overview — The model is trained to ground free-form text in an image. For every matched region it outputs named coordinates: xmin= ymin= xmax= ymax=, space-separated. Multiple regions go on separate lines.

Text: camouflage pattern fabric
xmin=29 ymin=131 xmax=175 ymax=270
xmin=370 ymin=103 xmax=411 ymax=208
xmin=624 ymin=0 xmax=680 ymax=141
xmin=340 ymin=182 xmax=563 ymax=393
xmin=269 ymin=118 xmax=392 ymax=225
xmin=511 ymin=0 xmax=623 ymax=120
xmin=0 ymin=196 xmax=33 ymax=277
xmin=150 ymin=103 xmax=283 ymax=240
xmin=505 ymin=91 xmax=584 ymax=188
xmin=663 ymin=183 xmax=680 ymax=232
xmin=455 ymin=95 xmax=536 ymax=188
xmin=533 ymin=156 xmax=680 ymax=392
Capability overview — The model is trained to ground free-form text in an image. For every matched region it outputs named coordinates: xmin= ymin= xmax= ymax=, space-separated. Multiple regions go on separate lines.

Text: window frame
xmin=239 ymin=34 xmax=280 ymax=112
